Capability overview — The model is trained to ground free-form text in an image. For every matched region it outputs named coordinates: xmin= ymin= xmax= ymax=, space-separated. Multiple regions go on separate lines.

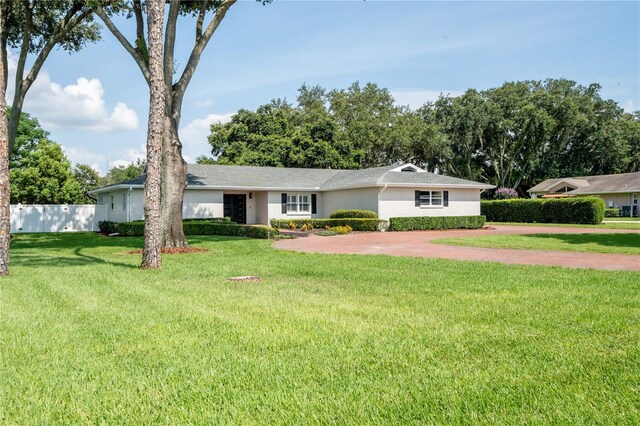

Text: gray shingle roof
xmin=91 ymin=163 xmax=494 ymax=194
xmin=529 ymin=172 xmax=640 ymax=194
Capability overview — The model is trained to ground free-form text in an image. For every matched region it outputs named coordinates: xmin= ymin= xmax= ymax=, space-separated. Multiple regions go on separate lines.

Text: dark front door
xmin=223 ymin=194 xmax=246 ymax=224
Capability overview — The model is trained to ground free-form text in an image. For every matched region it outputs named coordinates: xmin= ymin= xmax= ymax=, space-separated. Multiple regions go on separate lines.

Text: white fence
xmin=10 ymin=204 xmax=108 ymax=233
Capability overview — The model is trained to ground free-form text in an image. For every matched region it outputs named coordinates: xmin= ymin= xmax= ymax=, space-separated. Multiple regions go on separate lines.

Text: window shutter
xmin=311 ymin=194 xmax=317 ymax=214
xmin=444 ymin=191 xmax=449 ymax=207
xmin=415 ymin=191 xmax=421 ymax=207
xmin=281 ymin=193 xmax=287 ymax=214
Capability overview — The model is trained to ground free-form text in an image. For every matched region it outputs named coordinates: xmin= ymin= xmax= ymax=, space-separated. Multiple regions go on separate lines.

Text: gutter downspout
xmin=378 ymin=184 xmax=388 ymax=228
xmin=127 ymin=186 xmax=133 ymax=222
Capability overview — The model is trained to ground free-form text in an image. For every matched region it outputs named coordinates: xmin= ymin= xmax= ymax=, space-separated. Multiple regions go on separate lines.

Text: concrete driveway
xmin=274 ymin=225 xmax=640 ymax=271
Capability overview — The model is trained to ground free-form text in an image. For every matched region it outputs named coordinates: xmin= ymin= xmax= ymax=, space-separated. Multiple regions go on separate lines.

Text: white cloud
xmin=6 ymin=53 xmax=139 ymax=132
xmin=179 ymin=113 xmax=235 ymax=162
xmin=391 ymin=89 xmax=464 ymax=109
xmin=108 ymin=144 xmax=147 ymax=170
xmin=61 ymin=145 xmax=105 ymax=174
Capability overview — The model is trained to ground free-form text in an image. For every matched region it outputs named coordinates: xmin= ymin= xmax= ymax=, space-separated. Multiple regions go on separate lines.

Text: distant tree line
xmin=8 ymin=109 xmax=144 ymax=204
xmin=199 ymin=79 xmax=640 ymax=194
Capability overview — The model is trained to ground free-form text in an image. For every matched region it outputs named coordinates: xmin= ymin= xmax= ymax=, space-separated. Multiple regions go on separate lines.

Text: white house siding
xmin=255 ymin=191 xmax=269 ymax=224
xmin=266 ymin=191 xmax=323 ymax=222
xmin=322 ymin=187 xmax=380 ymax=217
xmin=184 ymin=189 xmax=223 ymax=219
xmin=378 ymin=187 xmax=481 ymax=220
xmin=594 ymin=193 xmax=636 ymax=209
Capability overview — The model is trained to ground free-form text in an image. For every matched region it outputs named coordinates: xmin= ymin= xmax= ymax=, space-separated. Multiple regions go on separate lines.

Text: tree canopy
xmin=202 ymin=79 xmax=640 ymax=194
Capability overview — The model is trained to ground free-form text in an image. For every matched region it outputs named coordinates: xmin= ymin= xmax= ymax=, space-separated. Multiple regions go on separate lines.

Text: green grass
xmin=488 ymin=221 xmax=640 ymax=230
xmin=433 ymin=233 xmax=640 ymax=255
xmin=2 ymin=233 xmax=639 ymax=424
xmin=603 ymin=217 xmax=640 ymax=222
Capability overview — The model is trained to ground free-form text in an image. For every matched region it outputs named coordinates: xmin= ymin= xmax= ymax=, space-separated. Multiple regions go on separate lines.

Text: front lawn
xmin=488 ymin=221 xmax=640 ymax=230
xmin=432 ymin=232 xmax=640 ymax=255
xmin=2 ymin=233 xmax=639 ymax=423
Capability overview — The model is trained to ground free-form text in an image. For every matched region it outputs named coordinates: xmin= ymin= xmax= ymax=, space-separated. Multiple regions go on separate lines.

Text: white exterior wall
xmin=183 ymin=189 xmax=224 ymax=219
xmin=594 ymin=193 xmax=636 ymax=209
xmin=266 ymin=191 xmax=323 ymax=222
xmin=255 ymin=191 xmax=269 ymax=224
xmin=322 ymin=187 xmax=379 ymax=217
xmin=378 ymin=187 xmax=482 ymax=220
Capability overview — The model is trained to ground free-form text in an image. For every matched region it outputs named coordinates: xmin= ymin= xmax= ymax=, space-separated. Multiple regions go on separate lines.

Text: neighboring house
xmin=528 ymin=171 xmax=640 ymax=216
xmin=88 ymin=163 xmax=494 ymax=224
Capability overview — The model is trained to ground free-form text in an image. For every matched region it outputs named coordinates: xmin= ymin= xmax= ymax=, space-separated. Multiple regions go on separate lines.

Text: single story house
xmin=528 ymin=171 xmax=640 ymax=216
xmin=88 ymin=163 xmax=494 ymax=224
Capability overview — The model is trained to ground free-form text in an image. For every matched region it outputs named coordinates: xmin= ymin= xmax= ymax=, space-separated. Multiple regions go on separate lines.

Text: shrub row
xmin=116 ymin=221 xmax=278 ymax=239
xmin=98 ymin=220 xmax=118 ymax=234
xmin=605 ymin=208 xmax=621 ymax=218
xmin=329 ymin=209 xmax=378 ymax=219
xmin=270 ymin=218 xmax=386 ymax=232
xmin=388 ymin=215 xmax=486 ymax=231
xmin=481 ymin=197 xmax=604 ymax=224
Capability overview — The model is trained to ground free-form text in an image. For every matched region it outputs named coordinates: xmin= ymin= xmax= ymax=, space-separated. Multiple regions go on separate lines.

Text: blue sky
xmin=7 ymin=1 xmax=640 ymax=173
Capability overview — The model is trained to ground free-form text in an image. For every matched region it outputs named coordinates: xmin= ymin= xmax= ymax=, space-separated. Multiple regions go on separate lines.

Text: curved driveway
xmin=274 ymin=225 xmax=640 ymax=271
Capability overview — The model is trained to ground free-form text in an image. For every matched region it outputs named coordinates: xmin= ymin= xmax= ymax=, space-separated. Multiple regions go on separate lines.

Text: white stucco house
xmin=88 ymin=163 xmax=494 ymax=224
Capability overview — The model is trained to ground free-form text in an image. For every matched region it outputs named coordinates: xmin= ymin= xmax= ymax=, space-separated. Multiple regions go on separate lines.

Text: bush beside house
xmin=605 ymin=208 xmax=621 ymax=217
xmin=117 ymin=220 xmax=278 ymax=239
xmin=329 ymin=209 xmax=379 ymax=219
xmin=271 ymin=218 xmax=386 ymax=232
xmin=388 ymin=216 xmax=486 ymax=231
xmin=481 ymin=197 xmax=605 ymax=224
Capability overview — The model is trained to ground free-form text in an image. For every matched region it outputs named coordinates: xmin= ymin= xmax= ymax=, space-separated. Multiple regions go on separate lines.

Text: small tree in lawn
xmin=0 ymin=6 xmax=9 ymax=276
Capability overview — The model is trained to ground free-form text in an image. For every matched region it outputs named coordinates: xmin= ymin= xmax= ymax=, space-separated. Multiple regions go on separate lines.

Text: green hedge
xmin=116 ymin=221 xmax=278 ymax=239
xmin=388 ymin=216 xmax=486 ymax=231
xmin=605 ymin=208 xmax=621 ymax=218
xmin=481 ymin=197 xmax=605 ymax=224
xmin=329 ymin=209 xmax=378 ymax=219
xmin=270 ymin=218 xmax=386 ymax=232
xmin=98 ymin=220 xmax=118 ymax=234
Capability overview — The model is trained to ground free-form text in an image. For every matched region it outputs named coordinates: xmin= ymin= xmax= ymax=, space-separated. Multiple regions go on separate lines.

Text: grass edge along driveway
xmin=432 ymin=232 xmax=640 ymax=255
xmin=2 ymin=233 xmax=639 ymax=424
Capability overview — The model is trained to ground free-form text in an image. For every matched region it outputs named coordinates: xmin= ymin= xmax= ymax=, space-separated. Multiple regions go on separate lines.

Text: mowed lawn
xmin=2 ymin=234 xmax=639 ymax=424
xmin=433 ymin=232 xmax=640 ymax=255
xmin=487 ymin=221 xmax=640 ymax=230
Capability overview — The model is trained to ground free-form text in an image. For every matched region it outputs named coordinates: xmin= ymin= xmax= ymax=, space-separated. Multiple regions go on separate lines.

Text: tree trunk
xmin=140 ymin=0 xmax=164 ymax=269
xmin=160 ymin=114 xmax=188 ymax=248
xmin=0 ymin=9 xmax=10 ymax=275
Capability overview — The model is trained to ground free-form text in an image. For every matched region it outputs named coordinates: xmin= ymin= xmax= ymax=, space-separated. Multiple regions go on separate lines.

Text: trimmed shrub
xmin=481 ymin=197 xmax=604 ymax=224
xmin=388 ymin=216 xmax=486 ymax=231
xmin=329 ymin=209 xmax=378 ymax=219
xmin=271 ymin=218 xmax=386 ymax=232
xmin=605 ymin=208 xmax=621 ymax=218
xmin=329 ymin=225 xmax=352 ymax=234
xmin=98 ymin=220 xmax=118 ymax=234
xmin=117 ymin=221 xmax=278 ymax=239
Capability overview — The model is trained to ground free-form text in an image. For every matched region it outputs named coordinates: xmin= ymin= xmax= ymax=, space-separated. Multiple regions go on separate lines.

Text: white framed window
xmin=286 ymin=194 xmax=311 ymax=213
xmin=122 ymin=193 xmax=127 ymax=210
xmin=418 ymin=190 xmax=443 ymax=207
xmin=97 ymin=196 xmax=103 ymax=205
xmin=110 ymin=195 xmax=114 ymax=210
xmin=633 ymin=193 xmax=638 ymax=205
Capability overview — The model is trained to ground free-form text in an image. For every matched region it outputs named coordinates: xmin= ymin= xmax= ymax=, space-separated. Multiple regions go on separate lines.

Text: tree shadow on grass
xmin=10 ymin=248 xmax=138 ymax=269
xmin=526 ymin=233 xmax=640 ymax=250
